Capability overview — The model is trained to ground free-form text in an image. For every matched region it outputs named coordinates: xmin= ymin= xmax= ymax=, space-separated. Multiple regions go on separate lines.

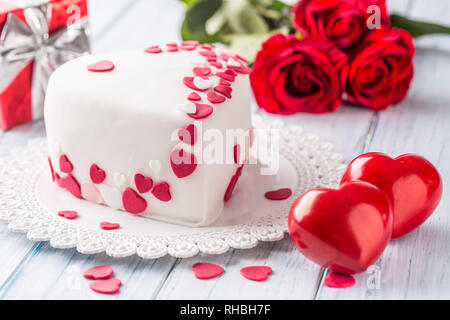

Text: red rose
xmin=292 ymin=0 xmax=390 ymax=51
xmin=346 ymin=28 xmax=415 ymax=110
xmin=250 ymin=33 xmax=348 ymax=114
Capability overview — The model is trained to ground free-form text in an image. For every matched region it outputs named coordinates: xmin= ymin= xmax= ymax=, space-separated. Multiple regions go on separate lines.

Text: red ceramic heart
xmin=90 ymin=163 xmax=106 ymax=184
xmin=83 ymin=265 xmax=114 ymax=280
xmin=151 ymin=182 xmax=171 ymax=202
xmin=87 ymin=60 xmax=114 ymax=72
xmin=288 ymin=181 xmax=392 ymax=274
xmin=89 ymin=278 xmax=121 ymax=294
xmin=192 ymin=263 xmax=224 ymax=279
xmin=240 ymin=266 xmax=272 ymax=281
xmin=340 ymin=153 xmax=442 ymax=238
xmin=134 ymin=173 xmax=153 ymax=193
xmin=170 ymin=148 xmax=197 ymax=178
xmin=122 ymin=188 xmax=147 ymax=214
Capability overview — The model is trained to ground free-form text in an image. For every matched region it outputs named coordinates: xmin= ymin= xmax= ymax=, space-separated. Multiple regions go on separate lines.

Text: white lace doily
xmin=0 ymin=117 xmax=345 ymax=259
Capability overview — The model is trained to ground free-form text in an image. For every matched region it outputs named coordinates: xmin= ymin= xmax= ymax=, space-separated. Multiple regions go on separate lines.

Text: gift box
xmin=0 ymin=0 xmax=90 ymax=130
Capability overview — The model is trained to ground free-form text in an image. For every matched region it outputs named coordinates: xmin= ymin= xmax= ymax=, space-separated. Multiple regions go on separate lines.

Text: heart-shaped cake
xmin=45 ymin=42 xmax=251 ymax=226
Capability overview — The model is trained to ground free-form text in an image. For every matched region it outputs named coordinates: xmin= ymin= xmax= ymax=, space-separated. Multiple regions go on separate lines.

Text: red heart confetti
xmin=57 ymin=210 xmax=78 ymax=219
xmin=48 ymin=156 xmax=55 ymax=181
xmin=207 ymin=56 xmax=217 ymax=62
xmin=90 ymin=163 xmax=106 ymax=184
xmin=166 ymin=43 xmax=178 ymax=52
xmin=214 ymin=85 xmax=232 ymax=99
xmin=61 ymin=174 xmax=81 ymax=198
xmin=151 ymin=182 xmax=172 ymax=202
xmin=122 ymin=188 xmax=147 ymax=214
xmin=144 ymin=45 xmax=162 ymax=54
xmin=207 ymin=91 xmax=226 ymax=104
xmin=83 ymin=265 xmax=114 ymax=280
xmin=264 ymin=188 xmax=292 ymax=200
xmin=170 ymin=148 xmax=197 ymax=178
xmin=240 ymin=266 xmax=272 ymax=281
xmin=59 ymin=154 xmax=73 ymax=173
xmin=89 ymin=278 xmax=122 ymax=294
xmin=87 ymin=60 xmax=114 ymax=72
xmin=324 ymin=271 xmax=356 ymax=288
xmin=183 ymin=76 xmax=208 ymax=92
xmin=100 ymin=222 xmax=121 ymax=230
xmin=188 ymin=103 xmax=213 ymax=120
xmin=134 ymin=173 xmax=153 ymax=193
xmin=219 ymin=52 xmax=231 ymax=61
xmin=187 ymin=92 xmax=201 ymax=101
xmin=181 ymin=40 xmax=198 ymax=46
xmin=193 ymin=66 xmax=211 ymax=77
xmin=192 ymin=263 xmax=224 ymax=279
xmin=178 ymin=123 xmax=197 ymax=145
xmin=229 ymin=64 xmax=251 ymax=74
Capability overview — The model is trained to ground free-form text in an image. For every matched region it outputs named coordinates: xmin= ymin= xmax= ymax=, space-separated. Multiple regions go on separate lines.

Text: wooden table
xmin=0 ymin=0 xmax=448 ymax=299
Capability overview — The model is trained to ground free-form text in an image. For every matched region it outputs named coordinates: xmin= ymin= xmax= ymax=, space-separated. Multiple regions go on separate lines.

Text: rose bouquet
xmin=180 ymin=0 xmax=450 ymax=113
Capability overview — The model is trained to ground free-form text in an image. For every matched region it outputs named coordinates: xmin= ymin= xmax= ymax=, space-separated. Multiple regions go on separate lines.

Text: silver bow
xmin=0 ymin=3 xmax=90 ymax=120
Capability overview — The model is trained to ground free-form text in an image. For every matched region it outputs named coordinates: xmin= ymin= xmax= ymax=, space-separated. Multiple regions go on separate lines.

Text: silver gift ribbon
xmin=0 ymin=3 xmax=90 ymax=120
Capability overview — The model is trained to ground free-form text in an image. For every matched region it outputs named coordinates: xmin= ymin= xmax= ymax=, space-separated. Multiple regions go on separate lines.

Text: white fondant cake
xmin=44 ymin=42 xmax=252 ymax=226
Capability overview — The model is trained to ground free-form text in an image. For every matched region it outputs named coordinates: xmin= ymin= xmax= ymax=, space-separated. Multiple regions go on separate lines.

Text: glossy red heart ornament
xmin=288 ymin=181 xmax=392 ymax=274
xmin=340 ymin=153 xmax=442 ymax=239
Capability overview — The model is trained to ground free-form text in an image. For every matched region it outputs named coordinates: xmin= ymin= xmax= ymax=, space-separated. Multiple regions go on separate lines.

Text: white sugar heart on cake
xmin=44 ymin=41 xmax=252 ymax=226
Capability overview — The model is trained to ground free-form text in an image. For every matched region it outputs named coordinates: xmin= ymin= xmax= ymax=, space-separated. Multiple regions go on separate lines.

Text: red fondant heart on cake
xmin=170 ymin=148 xmax=197 ymax=178
xmin=192 ymin=263 xmax=224 ymax=279
xmin=151 ymin=182 xmax=172 ymax=202
xmin=87 ymin=60 xmax=114 ymax=72
xmin=61 ymin=174 xmax=82 ymax=198
xmin=264 ymin=188 xmax=292 ymax=200
xmin=188 ymin=103 xmax=213 ymax=120
xmin=219 ymin=79 xmax=231 ymax=86
xmin=144 ymin=45 xmax=162 ymax=53
xmin=324 ymin=271 xmax=356 ymax=288
xmin=193 ymin=66 xmax=211 ymax=77
xmin=207 ymin=91 xmax=226 ymax=104
xmin=228 ymin=64 xmax=251 ymax=74
xmin=224 ymin=165 xmax=244 ymax=202
xmin=90 ymin=163 xmax=106 ymax=184
xmin=240 ymin=266 xmax=272 ymax=281
xmin=54 ymin=172 xmax=64 ymax=188
xmin=100 ymin=222 xmax=120 ymax=230
xmin=48 ymin=156 xmax=55 ymax=181
xmin=89 ymin=278 xmax=121 ymax=294
xmin=83 ymin=265 xmax=114 ymax=280
xmin=288 ymin=181 xmax=393 ymax=274
xmin=183 ymin=76 xmax=208 ymax=92
xmin=59 ymin=154 xmax=73 ymax=173
xmin=340 ymin=153 xmax=443 ymax=238
xmin=178 ymin=123 xmax=197 ymax=145
xmin=209 ymin=61 xmax=222 ymax=68
xmin=217 ymin=69 xmax=235 ymax=82
xmin=134 ymin=173 xmax=153 ymax=193
xmin=187 ymin=92 xmax=201 ymax=101
xmin=214 ymin=85 xmax=232 ymax=99
xmin=122 ymin=188 xmax=147 ymax=214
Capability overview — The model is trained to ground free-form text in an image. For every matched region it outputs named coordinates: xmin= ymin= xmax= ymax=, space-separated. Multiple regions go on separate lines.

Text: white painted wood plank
xmin=318 ymin=46 xmax=450 ymax=300
xmin=0 ymin=243 xmax=177 ymax=299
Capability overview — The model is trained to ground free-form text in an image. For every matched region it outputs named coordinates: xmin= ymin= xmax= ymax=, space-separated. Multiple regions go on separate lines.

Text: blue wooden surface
xmin=0 ymin=0 xmax=448 ymax=299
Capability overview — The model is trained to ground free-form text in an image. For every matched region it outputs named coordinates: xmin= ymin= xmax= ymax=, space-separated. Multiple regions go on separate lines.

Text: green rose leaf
xmin=181 ymin=0 xmax=224 ymax=42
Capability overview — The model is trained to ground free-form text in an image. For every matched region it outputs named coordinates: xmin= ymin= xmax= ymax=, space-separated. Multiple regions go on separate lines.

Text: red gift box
xmin=0 ymin=0 xmax=90 ymax=129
